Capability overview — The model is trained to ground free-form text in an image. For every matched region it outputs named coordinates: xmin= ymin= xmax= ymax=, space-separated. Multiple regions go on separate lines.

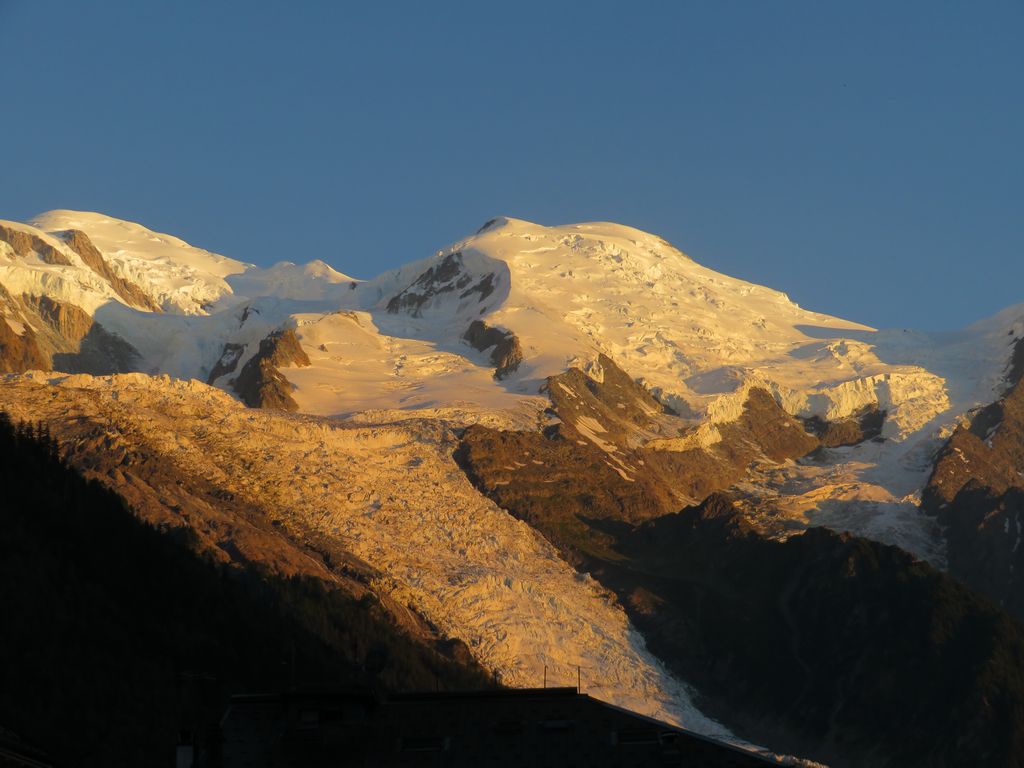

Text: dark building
xmin=215 ymin=687 xmax=778 ymax=768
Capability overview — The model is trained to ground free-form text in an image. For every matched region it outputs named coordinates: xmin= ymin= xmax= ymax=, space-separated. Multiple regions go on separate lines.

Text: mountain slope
xmin=29 ymin=210 xmax=250 ymax=314
xmin=0 ymin=371 xmax=733 ymax=738
xmin=594 ymin=494 xmax=1024 ymax=768
xmin=4 ymin=208 xmax=1024 ymax=764
xmin=921 ymin=337 xmax=1024 ymax=617
xmin=5 ymin=209 xmax=1024 ymax=559
xmin=0 ymin=411 xmax=491 ymax=768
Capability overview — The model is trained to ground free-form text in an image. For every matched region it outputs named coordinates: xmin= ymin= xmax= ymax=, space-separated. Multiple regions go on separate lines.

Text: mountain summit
xmin=4 ymin=209 xmax=1024 ymax=765
xmin=3 ymin=211 xmax=1022 ymax=559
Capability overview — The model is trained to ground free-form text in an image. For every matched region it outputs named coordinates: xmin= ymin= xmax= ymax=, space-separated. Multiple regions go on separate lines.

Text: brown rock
xmin=21 ymin=294 xmax=140 ymax=374
xmin=0 ymin=223 xmax=72 ymax=265
xmin=58 ymin=229 xmax=162 ymax=311
xmin=386 ymin=252 xmax=498 ymax=317
xmin=232 ymin=328 xmax=310 ymax=411
xmin=457 ymin=356 xmax=819 ymax=559
xmin=801 ymin=404 xmax=886 ymax=448
xmin=207 ymin=342 xmax=245 ymax=384
xmin=923 ymin=374 xmax=1024 ymax=513
xmin=921 ymin=346 xmax=1024 ymax=617
xmin=463 ymin=320 xmax=523 ymax=379
xmin=26 ymin=294 xmax=93 ymax=343
xmin=0 ymin=315 xmax=48 ymax=372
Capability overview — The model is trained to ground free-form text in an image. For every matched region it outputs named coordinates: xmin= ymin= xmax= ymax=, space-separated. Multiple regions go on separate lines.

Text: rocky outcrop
xmin=922 ymin=340 xmax=1024 ymax=617
xmin=932 ymin=484 xmax=1024 ymax=617
xmin=455 ymin=356 xmax=683 ymax=558
xmin=26 ymin=294 xmax=94 ymax=344
xmin=231 ymin=328 xmax=310 ymax=410
xmin=462 ymin=320 xmax=522 ymax=379
xmin=547 ymin=353 xmax=675 ymax=444
xmin=0 ymin=315 xmax=48 ymax=373
xmin=801 ymin=404 xmax=886 ymax=447
xmin=922 ymin=381 xmax=1024 ymax=513
xmin=58 ymin=229 xmax=162 ymax=311
xmin=0 ymin=284 xmax=48 ymax=373
xmin=0 ymin=223 xmax=72 ymax=265
xmin=207 ymin=342 xmax=245 ymax=384
xmin=456 ymin=426 xmax=667 ymax=562
xmin=457 ymin=357 xmax=820 ymax=559
xmin=386 ymin=251 xmax=496 ymax=316
xmin=51 ymin=323 xmax=140 ymax=375
xmin=0 ymin=289 xmax=139 ymax=375
xmin=922 ymin=338 xmax=1024 ymax=513
xmin=23 ymin=294 xmax=140 ymax=374
xmin=1005 ymin=335 xmax=1024 ymax=390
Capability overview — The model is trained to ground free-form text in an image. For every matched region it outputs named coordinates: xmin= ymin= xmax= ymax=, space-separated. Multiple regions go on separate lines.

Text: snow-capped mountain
xmin=26 ymin=210 xmax=251 ymax=314
xmin=6 ymin=211 xmax=1016 ymax=426
xmin=4 ymin=210 xmax=1021 ymax=562
xmin=4 ymin=209 xmax=1024 ymax=765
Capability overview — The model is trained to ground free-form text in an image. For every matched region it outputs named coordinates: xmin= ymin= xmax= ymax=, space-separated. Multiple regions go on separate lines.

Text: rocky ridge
xmin=229 ymin=327 xmax=311 ymax=411
xmin=57 ymin=228 xmax=162 ymax=311
xmin=921 ymin=337 xmax=1024 ymax=617
xmin=0 ymin=284 xmax=139 ymax=375
xmin=463 ymin=320 xmax=523 ymax=380
xmin=0 ymin=371 xmax=729 ymax=735
xmin=457 ymin=354 xmax=822 ymax=561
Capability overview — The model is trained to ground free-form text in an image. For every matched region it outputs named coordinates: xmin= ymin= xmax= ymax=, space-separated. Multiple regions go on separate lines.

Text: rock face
xmin=457 ymin=356 xmax=820 ymax=560
xmin=922 ymin=338 xmax=1024 ymax=617
xmin=454 ymin=354 xmax=1024 ymax=763
xmin=547 ymin=353 xmax=677 ymax=445
xmin=207 ymin=342 xmax=245 ymax=384
xmin=1007 ymin=335 xmax=1024 ymax=389
xmin=58 ymin=229 xmax=162 ymax=311
xmin=51 ymin=322 xmax=140 ymax=375
xmin=463 ymin=320 xmax=523 ymax=379
xmin=27 ymin=294 xmax=95 ymax=343
xmin=386 ymin=251 xmax=496 ymax=316
xmin=0 ymin=313 xmax=48 ymax=373
xmin=231 ymin=328 xmax=311 ymax=410
xmin=453 ymin=471 xmax=1024 ymax=767
xmin=932 ymin=485 xmax=1024 ymax=617
xmin=801 ymin=404 xmax=886 ymax=447
xmin=0 ymin=288 xmax=139 ymax=375
xmin=29 ymin=294 xmax=140 ymax=374
xmin=0 ymin=222 xmax=72 ymax=265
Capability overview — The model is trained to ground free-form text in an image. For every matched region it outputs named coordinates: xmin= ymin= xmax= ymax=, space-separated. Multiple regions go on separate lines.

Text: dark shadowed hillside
xmin=602 ymin=495 xmax=1024 ymax=768
xmin=0 ymin=413 xmax=490 ymax=768
xmin=459 ymin=413 xmax=1024 ymax=768
xmin=922 ymin=339 xmax=1024 ymax=619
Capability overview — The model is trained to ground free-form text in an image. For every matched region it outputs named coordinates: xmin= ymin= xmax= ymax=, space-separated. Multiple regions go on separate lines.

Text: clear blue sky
xmin=2 ymin=1 xmax=1020 ymax=330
